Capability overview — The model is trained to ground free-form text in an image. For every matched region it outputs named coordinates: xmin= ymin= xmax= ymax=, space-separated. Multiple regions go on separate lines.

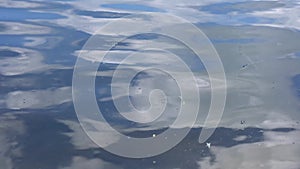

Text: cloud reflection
xmin=5 ymin=87 xmax=72 ymax=110
xmin=0 ymin=0 xmax=299 ymax=168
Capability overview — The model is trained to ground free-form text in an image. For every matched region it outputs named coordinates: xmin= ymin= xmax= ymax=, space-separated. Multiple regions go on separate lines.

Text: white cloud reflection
xmin=1 ymin=0 xmax=299 ymax=167
xmin=0 ymin=22 xmax=51 ymax=35
xmin=52 ymin=0 xmax=300 ymax=33
xmin=198 ymin=129 xmax=300 ymax=169
xmin=5 ymin=87 xmax=72 ymax=110
xmin=59 ymin=119 xmax=120 ymax=150
xmin=59 ymin=156 xmax=119 ymax=169
xmin=0 ymin=47 xmax=56 ymax=76
xmin=0 ymin=0 xmax=41 ymax=8
xmin=73 ymin=22 xmax=300 ymax=132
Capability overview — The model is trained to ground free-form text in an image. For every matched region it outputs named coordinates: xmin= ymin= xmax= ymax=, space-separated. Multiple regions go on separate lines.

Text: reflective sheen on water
xmin=1 ymin=0 xmax=300 ymax=169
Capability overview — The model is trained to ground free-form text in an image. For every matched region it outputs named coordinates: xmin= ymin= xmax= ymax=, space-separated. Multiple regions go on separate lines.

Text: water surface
xmin=1 ymin=0 xmax=300 ymax=169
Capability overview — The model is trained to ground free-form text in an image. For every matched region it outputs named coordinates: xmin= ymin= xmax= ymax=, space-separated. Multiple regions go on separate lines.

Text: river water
xmin=0 ymin=0 xmax=300 ymax=169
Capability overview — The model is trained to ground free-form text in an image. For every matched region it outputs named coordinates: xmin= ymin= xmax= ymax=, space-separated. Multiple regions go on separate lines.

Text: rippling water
xmin=1 ymin=0 xmax=300 ymax=169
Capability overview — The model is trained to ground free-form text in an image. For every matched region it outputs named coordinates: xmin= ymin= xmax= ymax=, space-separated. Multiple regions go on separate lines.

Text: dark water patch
xmin=74 ymin=10 xmax=130 ymax=18
xmin=12 ymin=113 xmax=75 ymax=169
xmin=72 ymin=127 xmax=268 ymax=169
xmin=0 ymin=23 xmax=7 ymax=31
xmin=199 ymin=1 xmax=285 ymax=14
xmin=0 ymin=7 xmax=66 ymax=21
xmin=101 ymin=3 xmax=164 ymax=12
xmin=292 ymin=74 xmax=300 ymax=98
xmin=0 ymin=35 xmax=28 ymax=46
xmin=211 ymin=38 xmax=259 ymax=44
xmin=0 ymin=49 xmax=20 ymax=58
xmin=238 ymin=16 xmax=276 ymax=24
xmin=129 ymin=33 xmax=161 ymax=40
xmin=31 ymin=0 xmax=73 ymax=11
xmin=270 ymin=127 xmax=296 ymax=132
xmin=206 ymin=127 xmax=264 ymax=147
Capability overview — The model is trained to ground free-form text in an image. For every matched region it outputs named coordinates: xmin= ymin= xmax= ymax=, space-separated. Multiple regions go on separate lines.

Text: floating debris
xmin=241 ymin=64 xmax=248 ymax=69
xmin=206 ymin=142 xmax=211 ymax=149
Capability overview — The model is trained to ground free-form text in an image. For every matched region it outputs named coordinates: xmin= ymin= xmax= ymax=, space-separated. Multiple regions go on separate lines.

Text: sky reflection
xmin=0 ymin=0 xmax=300 ymax=168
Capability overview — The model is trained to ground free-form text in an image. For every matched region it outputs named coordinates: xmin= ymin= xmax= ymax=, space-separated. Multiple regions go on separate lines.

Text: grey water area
xmin=0 ymin=0 xmax=300 ymax=169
